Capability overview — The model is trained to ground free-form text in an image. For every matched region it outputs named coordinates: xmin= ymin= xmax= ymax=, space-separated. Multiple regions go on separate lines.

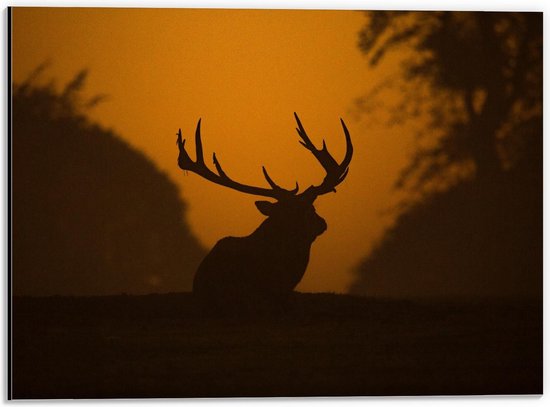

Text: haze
xmin=12 ymin=7 xmax=414 ymax=293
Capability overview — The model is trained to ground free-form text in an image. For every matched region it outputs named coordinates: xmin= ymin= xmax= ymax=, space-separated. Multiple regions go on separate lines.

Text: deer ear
xmin=255 ymin=201 xmax=275 ymax=216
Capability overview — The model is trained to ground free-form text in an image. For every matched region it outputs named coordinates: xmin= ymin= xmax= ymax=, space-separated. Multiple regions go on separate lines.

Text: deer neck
xmin=251 ymin=219 xmax=316 ymax=249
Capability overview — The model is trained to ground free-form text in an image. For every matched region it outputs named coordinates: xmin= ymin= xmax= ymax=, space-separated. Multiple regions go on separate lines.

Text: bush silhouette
xmin=12 ymin=72 xmax=206 ymax=296
xmin=349 ymin=168 xmax=542 ymax=299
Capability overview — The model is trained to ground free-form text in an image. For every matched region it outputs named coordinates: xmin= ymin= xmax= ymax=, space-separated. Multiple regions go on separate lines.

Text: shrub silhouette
xmin=349 ymin=167 xmax=542 ymax=299
xmin=12 ymin=71 xmax=206 ymax=296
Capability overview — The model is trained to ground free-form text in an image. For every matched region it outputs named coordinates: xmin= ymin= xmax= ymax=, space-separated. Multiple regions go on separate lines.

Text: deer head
xmin=176 ymin=113 xmax=353 ymax=231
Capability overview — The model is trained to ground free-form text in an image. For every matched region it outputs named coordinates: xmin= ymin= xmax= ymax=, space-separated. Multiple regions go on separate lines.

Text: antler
xmin=294 ymin=113 xmax=353 ymax=200
xmin=177 ymin=119 xmax=299 ymax=199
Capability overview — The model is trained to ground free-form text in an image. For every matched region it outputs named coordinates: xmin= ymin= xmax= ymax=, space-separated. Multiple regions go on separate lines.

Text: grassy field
xmin=12 ymin=292 xmax=542 ymax=399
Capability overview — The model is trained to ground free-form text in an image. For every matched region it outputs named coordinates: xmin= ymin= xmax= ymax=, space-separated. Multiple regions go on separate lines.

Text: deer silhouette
xmin=176 ymin=113 xmax=352 ymax=311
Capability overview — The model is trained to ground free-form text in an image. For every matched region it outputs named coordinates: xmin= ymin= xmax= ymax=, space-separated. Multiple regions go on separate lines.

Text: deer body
xmin=176 ymin=113 xmax=352 ymax=310
xmin=193 ymin=206 xmax=327 ymax=305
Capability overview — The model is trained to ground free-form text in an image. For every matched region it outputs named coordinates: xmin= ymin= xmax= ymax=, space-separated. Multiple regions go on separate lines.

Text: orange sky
xmin=12 ymin=7 xmax=416 ymax=293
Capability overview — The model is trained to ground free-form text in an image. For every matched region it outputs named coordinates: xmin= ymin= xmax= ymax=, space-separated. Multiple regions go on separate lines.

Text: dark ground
xmin=12 ymin=292 xmax=542 ymax=399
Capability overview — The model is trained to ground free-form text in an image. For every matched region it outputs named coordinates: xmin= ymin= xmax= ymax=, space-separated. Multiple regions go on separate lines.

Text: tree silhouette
xmin=357 ymin=12 xmax=541 ymax=193
xmin=13 ymin=69 xmax=206 ymax=296
xmin=350 ymin=12 xmax=542 ymax=299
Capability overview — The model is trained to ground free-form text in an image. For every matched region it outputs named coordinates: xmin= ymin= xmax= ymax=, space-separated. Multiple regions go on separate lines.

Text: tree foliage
xmin=358 ymin=11 xmax=542 ymax=195
xmin=13 ymin=70 xmax=206 ymax=296
xmin=351 ymin=12 xmax=542 ymax=299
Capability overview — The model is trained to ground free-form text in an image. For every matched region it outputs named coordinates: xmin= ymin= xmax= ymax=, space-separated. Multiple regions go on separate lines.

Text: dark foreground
xmin=12 ymin=293 xmax=541 ymax=399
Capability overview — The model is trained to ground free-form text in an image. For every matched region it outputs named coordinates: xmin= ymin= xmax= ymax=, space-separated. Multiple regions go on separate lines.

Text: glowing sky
xmin=12 ymin=7 xmax=415 ymax=293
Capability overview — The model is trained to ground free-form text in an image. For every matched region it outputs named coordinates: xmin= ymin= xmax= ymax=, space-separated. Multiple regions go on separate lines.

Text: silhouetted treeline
xmin=351 ymin=12 xmax=542 ymax=299
xmin=13 ymin=71 xmax=206 ymax=296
